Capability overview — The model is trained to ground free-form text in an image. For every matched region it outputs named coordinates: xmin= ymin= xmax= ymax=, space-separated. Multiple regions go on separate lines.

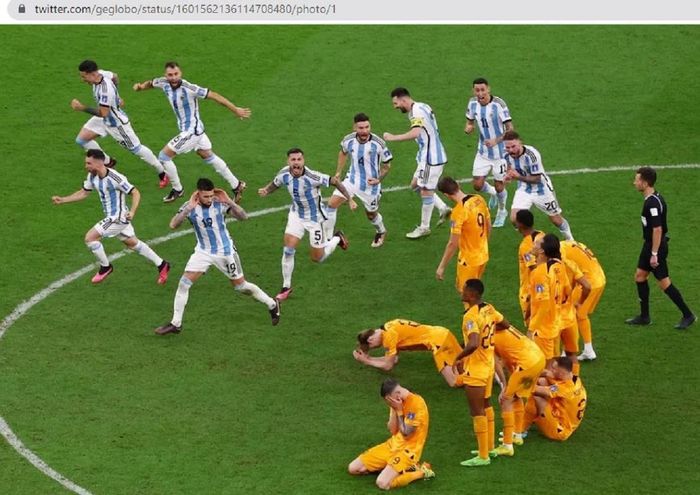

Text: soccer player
xmin=435 ymin=177 xmax=491 ymax=294
xmin=325 ymin=113 xmax=393 ymax=248
xmin=514 ymin=210 xmax=544 ymax=321
xmin=348 ymin=379 xmax=434 ymax=490
xmin=154 ymin=178 xmax=280 ymax=335
xmin=71 ymin=60 xmax=168 ymax=187
xmin=52 ymin=150 xmax=170 ymax=285
xmin=560 ymin=239 xmax=606 ymax=360
xmin=455 ymin=279 xmax=511 ymax=467
xmin=353 ymin=319 xmax=462 ymax=387
xmin=522 ymin=356 xmax=587 ymax=441
xmin=383 ymin=87 xmax=451 ymax=239
xmin=133 ymin=61 xmax=250 ymax=203
xmin=258 ymin=148 xmax=356 ymax=300
xmin=625 ymin=167 xmax=696 ymax=330
xmin=493 ymin=324 xmax=546 ymax=456
xmin=503 ymin=131 xmax=574 ymax=240
xmin=464 ymin=78 xmax=514 ymax=227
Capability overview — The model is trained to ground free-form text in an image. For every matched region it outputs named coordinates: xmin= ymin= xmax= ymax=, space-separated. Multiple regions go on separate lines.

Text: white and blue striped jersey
xmin=92 ymin=70 xmax=129 ymax=128
xmin=273 ymin=166 xmax=330 ymax=223
xmin=504 ymin=145 xmax=555 ymax=196
xmin=466 ymin=96 xmax=512 ymax=160
xmin=152 ymin=78 xmax=209 ymax=135
xmin=409 ymin=102 xmax=447 ymax=166
xmin=179 ymin=199 xmax=236 ymax=256
xmin=82 ymin=169 xmax=135 ymax=222
xmin=340 ymin=133 xmax=393 ymax=196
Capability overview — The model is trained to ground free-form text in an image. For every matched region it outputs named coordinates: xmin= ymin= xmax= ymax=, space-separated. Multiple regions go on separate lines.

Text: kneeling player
xmin=522 ymin=356 xmax=587 ymax=441
xmin=353 ymin=319 xmax=462 ymax=387
xmin=348 ymin=379 xmax=434 ymax=490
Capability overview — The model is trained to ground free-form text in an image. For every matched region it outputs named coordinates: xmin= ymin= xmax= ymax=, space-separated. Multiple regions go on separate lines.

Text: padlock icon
xmin=18 ymin=4 xmax=26 ymax=14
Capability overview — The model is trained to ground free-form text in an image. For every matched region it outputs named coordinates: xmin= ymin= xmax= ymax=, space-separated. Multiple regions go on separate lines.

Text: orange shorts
xmin=359 ymin=440 xmax=419 ymax=474
xmin=432 ymin=332 xmax=461 ymax=371
xmin=504 ymin=356 xmax=546 ymax=399
xmin=534 ymin=403 xmax=572 ymax=441
xmin=560 ymin=322 xmax=579 ymax=353
xmin=461 ymin=366 xmax=494 ymax=398
xmin=533 ymin=333 xmax=559 ymax=360
xmin=574 ymin=284 xmax=605 ymax=319
xmin=456 ymin=261 xmax=486 ymax=293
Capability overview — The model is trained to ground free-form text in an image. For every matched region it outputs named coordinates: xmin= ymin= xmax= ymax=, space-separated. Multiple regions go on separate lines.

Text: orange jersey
xmin=529 ymin=262 xmax=558 ymax=339
xmin=518 ymin=230 xmax=544 ymax=298
xmin=494 ymin=326 xmax=545 ymax=371
xmin=381 ymin=319 xmax=453 ymax=357
xmin=561 ymin=240 xmax=606 ymax=288
xmin=560 ymin=258 xmax=584 ymax=329
xmin=450 ymin=194 xmax=490 ymax=266
xmin=547 ymin=376 xmax=587 ymax=433
xmin=461 ymin=302 xmax=504 ymax=375
xmin=387 ymin=392 xmax=430 ymax=458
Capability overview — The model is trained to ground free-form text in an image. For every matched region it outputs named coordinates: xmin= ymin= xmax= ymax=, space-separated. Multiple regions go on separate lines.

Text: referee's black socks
xmin=637 ymin=281 xmax=650 ymax=318
xmin=664 ymin=284 xmax=693 ymax=318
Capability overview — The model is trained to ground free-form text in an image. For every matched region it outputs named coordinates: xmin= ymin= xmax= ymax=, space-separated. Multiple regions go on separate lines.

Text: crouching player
xmin=348 ymin=379 xmax=434 ymax=490
xmin=522 ymin=356 xmax=587 ymax=441
xmin=353 ymin=319 xmax=462 ymax=387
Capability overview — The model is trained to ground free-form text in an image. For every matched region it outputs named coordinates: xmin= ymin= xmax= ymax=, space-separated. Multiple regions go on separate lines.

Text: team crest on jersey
xmin=524 ymin=254 xmax=532 ymax=262
xmin=535 ymin=284 xmax=544 ymax=293
xmin=466 ymin=321 xmax=474 ymax=330
xmin=550 ymin=385 xmax=559 ymax=393
xmin=406 ymin=412 xmax=415 ymax=420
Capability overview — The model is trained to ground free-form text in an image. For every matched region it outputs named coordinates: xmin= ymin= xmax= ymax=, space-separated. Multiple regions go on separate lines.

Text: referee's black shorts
xmin=637 ymin=239 xmax=669 ymax=279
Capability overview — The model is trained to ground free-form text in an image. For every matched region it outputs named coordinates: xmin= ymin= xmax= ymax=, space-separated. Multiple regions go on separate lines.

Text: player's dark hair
xmin=86 ymin=149 xmax=106 ymax=161
xmin=515 ymin=209 xmax=535 ymax=228
xmin=636 ymin=166 xmax=657 ymax=187
xmin=555 ymin=356 xmax=573 ymax=372
xmin=542 ymin=233 xmax=561 ymax=259
xmin=78 ymin=60 xmax=98 ymax=72
xmin=196 ymin=178 xmax=215 ymax=191
xmin=380 ymin=378 xmax=400 ymax=397
xmin=502 ymin=130 xmax=520 ymax=141
xmin=390 ymin=87 xmax=410 ymax=98
xmin=357 ymin=329 xmax=376 ymax=352
xmin=464 ymin=278 xmax=485 ymax=296
xmin=164 ymin=61 xmax=180 ymax=69
xmin=287 ymin=147 xmax=304 ymax=156
xmin=473 ymin=77 xmax=489 ymax=86
xmin=353 ymin=112 xmax=370 ymax=123
xmin=437 ymin=176 xmax=460 ymax=195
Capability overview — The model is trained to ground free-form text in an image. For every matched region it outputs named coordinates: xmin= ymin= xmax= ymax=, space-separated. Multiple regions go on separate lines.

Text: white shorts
xmin=167 ymin=132 xmax=213 ymax=155
xmin=93 ymin=217 xmax=135 ymax=240
xmin=472 ymin=154 xmax=507 ymax=181
xmin=413 ymin=163 xmax=444 ymax=191
xmin=511 ymin=188 xmax=562 ymax=216
xmin=331 ymin=179 xmax=381 ymax=212
xmin=184 ymin=248 xmax=244 ymax=280
xmin=83 ymin=118 xmax=142 ymax=151
xmin=284 ymin=210 xmax=327 ymax=248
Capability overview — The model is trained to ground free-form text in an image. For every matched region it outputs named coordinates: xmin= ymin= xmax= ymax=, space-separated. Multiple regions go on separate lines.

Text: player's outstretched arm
xmin=352 ymin=350 xmax=396 ymax=371
xmin=206 ymin=90 xmax=251 ymax=119
xmin=258 ymin=182 xmax=279 ymax=197
xmin=334 ymin=150 xmax=348 ymax=179
xmin=383 ymin=127 xmax=421 ymax=143
xmin=436 ymin=233 xmax=459 ymax=280
xmin=70 ymin=99 xmax=109 ymax=117
xmin=52 ymin=189 xmax=90 ymax=205
xmin=132 ymin=80 xmax=154 ymax=92
xmin=330 ymin=176 xmax=357 ymax=210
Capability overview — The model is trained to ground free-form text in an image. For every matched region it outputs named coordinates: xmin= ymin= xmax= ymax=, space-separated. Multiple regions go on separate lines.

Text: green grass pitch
xmin=0 ymin=25 xmax=698 ymax=494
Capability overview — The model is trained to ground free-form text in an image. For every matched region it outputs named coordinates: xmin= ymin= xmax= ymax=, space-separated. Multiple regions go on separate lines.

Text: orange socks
xmin=501 ymin=410 xmax=515 ymax=445
xmin=473 ymin=416 xmax=488 ymax=459
xmin=389 ymin=470 xmax=424 ymax=488
xmin=578 ymin=317 xmax=592 ymax=344
xmin=485 ymin=407 xmax=495 ymax=450
xmin=513 ymin=399 xmax=525 ymax=434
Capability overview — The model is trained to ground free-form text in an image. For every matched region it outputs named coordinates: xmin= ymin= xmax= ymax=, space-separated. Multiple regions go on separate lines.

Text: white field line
xmin=0 ymin=163 xmax=698 ymax=494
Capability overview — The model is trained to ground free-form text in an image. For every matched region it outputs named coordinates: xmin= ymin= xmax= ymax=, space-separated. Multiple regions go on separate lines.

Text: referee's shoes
xmin=675 ymin=314 xmax=697 ymax=330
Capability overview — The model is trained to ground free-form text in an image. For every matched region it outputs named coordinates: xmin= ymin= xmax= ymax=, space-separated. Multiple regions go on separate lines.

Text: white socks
xmin=158 ymin=151 xmax=183 ymax=191
xmin=420 ymin=195 xmax=435 ymax=228
xmin=133 ymin=145 xmax=164 ymax=174
xmin=282 ymin=247 xmax=295 ymax=288
xmin=324 ymin=207 xmax=337 ymax=240
xmin=172 ymin=277 xmax=193 ymax=327
xmin=204 ymin=155 xmax=239 ymax=190
xmin=131 ymin=240 xmax=163 ymax=266
xmin=235 ymin=281 xmax=276 ymax=309
xmin=497 ymin=189 xmax=508 ymax=210
xmin=320 ymin=236 xmax=340 ymax=262
xmin=370 ymin=213 xmax=386 ymax=233
xmin=558 ymin=218 xmax=574 ymax=240
xmin=481 ymin=181 xmax=497 ymax=196
xmin=86 ymin=241 xmax=109 ymax=266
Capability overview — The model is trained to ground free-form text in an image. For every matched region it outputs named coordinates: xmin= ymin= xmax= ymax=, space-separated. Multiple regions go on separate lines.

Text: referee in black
xmin=626 ymin=167 xmax=696 ymax=329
